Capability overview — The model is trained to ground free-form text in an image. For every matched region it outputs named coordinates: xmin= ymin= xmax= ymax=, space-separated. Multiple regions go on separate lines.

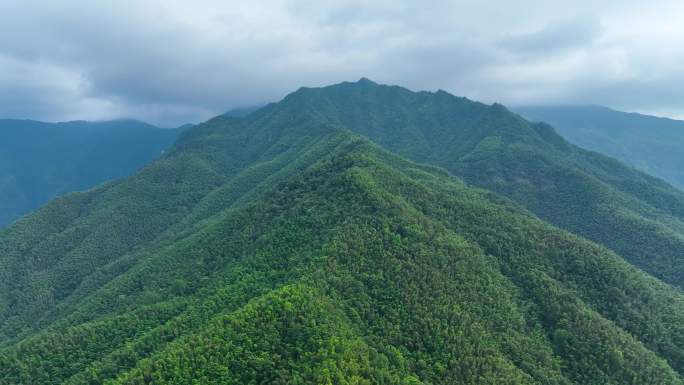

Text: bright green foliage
xmin=2 ymin=80 xmax=684 ymax=384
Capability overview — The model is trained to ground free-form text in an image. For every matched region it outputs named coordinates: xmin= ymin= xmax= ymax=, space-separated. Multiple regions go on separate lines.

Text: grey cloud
xmin=500 ymin=16 xmax=602 ymax=55
xmin=0 ymin=0 xmax=682 ymax=126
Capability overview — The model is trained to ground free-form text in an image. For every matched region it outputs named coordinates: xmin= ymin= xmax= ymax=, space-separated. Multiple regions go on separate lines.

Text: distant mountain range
xmin=0 ymin=119 xmax=182 ymax=227
xmin=514 ymin=105 xmax=684 ymax=190
xmin=3 ymin=80 xmax=684 ymax=384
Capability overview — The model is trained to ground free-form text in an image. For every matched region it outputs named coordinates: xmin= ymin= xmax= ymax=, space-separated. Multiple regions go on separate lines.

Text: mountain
xmin=278 ymin=79 xmax=684 ymax=289
xmin=223 ymin=105 xmax=266 ymax=117
xmin=513 ymin=105 xmax=684 ymax=190
xmin=0 ymin=119 xmax=182 ymax=227
xmin=2 ymin=80 xmax=684 ymax=384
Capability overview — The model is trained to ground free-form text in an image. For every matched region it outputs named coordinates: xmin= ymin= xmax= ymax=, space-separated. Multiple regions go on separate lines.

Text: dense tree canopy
xmin=2 ymin=80 xmax=684 ymax=384
xmin=277 ymin=80 xmax=684 ymax=289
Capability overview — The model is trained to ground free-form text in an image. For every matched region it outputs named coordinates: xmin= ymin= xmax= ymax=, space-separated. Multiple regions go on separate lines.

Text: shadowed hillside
xmin=514 ymin=105 xmax=684 ymax=190
xmin=0 ymin=119 xmax=182 ymax=227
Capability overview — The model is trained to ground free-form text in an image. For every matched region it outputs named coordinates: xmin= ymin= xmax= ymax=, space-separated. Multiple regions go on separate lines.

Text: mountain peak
xmin=5 ymin=78 xmax=684 ymax=384
xmin=356 ymin=77 xmax=377 ymax=86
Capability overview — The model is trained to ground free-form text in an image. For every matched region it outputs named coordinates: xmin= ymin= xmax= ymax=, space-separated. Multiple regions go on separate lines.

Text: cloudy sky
xmin=0 ymin=0 xmax=682 ymax=126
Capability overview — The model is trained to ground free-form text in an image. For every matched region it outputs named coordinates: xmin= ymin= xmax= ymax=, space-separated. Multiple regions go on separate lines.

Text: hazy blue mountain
xmin=0 ymin=119 xmax=182 ymax=227
xmin=223 ymin=105 xmax=266 ymax=117
xmin=514 ymin=105 xmax=684 ymax=189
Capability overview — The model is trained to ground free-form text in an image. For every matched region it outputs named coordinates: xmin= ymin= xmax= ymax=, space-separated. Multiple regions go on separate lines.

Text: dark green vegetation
xmin=0 ymin=119 xmax=182 ymax=227
xmin=515 ymin=105 xmax=684 ymax=190
xmin=2 ymin=79 xmax=684 ymax=384
xmin=283 ymin=80 xmax=684 ymax=289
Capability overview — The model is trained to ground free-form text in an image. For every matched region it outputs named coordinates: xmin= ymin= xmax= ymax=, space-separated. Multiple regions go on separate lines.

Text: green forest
xmin=2 ymin=79 xmax=684 ymax=384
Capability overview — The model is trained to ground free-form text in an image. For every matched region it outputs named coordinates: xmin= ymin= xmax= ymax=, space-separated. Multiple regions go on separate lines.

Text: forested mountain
xmin=0 ymin=119 xmax=182 ymax=227
xmin=2 ymin=80 xmax=684 ymax=384
xmin=279 ymin=79 xmax=684 ymax=289
xmin=514 ymin=106 xmax=684 ymax=190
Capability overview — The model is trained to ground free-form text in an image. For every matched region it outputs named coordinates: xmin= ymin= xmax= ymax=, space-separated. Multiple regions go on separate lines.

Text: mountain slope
xmin=2 ymin=81 xmax=684 ymax=384
xmin=0 ymin=119 xmax=182 ymax=227
xmin=3 ymin=130 xmax=684 ymax=384
xmin=277 ymin=79 xmax=684 ymax=289
xmin=514 ymin=105 xmax=684 ymax=190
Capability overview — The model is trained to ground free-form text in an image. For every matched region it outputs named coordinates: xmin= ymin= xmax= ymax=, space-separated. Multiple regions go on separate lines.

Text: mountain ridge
xmin=270 ymin=79 xmax=684 ymax=289
xmin=514 ymin=105 xmax=684 ymax=190
xmin=2 ymin=79 xmax=684 ymax=384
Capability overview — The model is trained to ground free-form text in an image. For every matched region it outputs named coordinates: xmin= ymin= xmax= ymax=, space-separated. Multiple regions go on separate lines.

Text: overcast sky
xmin=0 ymin=0 xmax=682 ymax=126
